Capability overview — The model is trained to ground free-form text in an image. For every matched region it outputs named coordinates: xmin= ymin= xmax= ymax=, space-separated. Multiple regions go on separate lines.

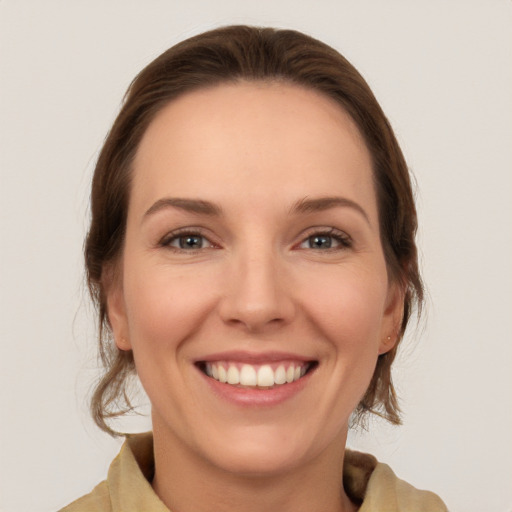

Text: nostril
xmin=223 ymin=314 xmax=288 ymax=333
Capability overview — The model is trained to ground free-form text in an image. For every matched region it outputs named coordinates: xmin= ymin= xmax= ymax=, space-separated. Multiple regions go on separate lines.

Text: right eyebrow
xmin=290 ymin=196 xmax=370 ymax=225
xmin=143 ymin=197 xmax=223 ymax=222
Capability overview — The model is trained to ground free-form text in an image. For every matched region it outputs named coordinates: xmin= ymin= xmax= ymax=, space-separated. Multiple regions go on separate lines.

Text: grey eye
xmin=307 ymin=234 xmax=334 ymax=249
xmin=298 ymin=230 xmax=351 ymax=251
xmin=171 ymin=235 xmax=205 ymax=249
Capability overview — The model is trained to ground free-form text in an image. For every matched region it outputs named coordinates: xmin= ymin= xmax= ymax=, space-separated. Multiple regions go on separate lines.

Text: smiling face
xmin=107 ymin=82 xmax=402 ymax=477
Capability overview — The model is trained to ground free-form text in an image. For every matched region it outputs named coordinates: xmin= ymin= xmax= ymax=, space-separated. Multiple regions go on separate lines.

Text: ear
xmin=378 ymin=280 xmax=405 ymax=355
xmin=104 ymin=264 xmax=132 ymax=351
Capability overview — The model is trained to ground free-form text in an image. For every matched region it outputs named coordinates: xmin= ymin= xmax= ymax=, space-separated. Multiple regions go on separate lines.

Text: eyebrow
xmin=291 ymin=196 xmax=370 ymax=224
xmin=143 ymin=197 xmax=223 ymax=220
xmin=143 ymin=195 xmax=370 ymax=224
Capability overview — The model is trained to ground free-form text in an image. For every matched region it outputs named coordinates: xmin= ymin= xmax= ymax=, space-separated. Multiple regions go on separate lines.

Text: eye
xmin=172 ymin=234 xmax=207 ymax=249
xmin=160 ymin=229 xmax=216 ymax=251
xmin=298 ymin=229 xmax=352 ymax=250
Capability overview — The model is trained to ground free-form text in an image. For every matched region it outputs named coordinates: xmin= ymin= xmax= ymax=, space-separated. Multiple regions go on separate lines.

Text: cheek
xmin=122 ymin=258 xmax=220 ymax=352
xmin=304 ymin=266 xmax=388 ymax=346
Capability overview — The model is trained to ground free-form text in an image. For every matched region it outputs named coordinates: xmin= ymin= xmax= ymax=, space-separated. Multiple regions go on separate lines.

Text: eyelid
xmin=158 ymin=227 xmax=219 ymax=250
xmin=294 ymin=226 xmax=352 ymax=249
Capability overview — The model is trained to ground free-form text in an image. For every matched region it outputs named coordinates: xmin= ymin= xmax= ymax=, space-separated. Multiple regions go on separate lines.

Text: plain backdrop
xmin=1 ymin=1 xmax=511 ymax=511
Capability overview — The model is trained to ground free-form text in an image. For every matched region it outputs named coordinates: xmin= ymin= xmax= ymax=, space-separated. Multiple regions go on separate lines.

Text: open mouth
xmin=197 ymin=360 xmax=318 ymax=389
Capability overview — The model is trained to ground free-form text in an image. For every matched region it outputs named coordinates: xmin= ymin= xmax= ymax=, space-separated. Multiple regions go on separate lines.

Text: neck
xmin=151 ymin=419 xmax=357 ymax=512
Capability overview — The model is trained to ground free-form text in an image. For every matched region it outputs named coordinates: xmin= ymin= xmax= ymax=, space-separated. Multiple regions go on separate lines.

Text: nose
xmin=218 ymin=247 xmax=296 ymax=332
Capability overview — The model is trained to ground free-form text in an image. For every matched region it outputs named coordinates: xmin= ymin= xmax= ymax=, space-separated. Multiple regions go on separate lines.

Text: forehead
xmin=131 ymin=81 xmax=376 ymax=219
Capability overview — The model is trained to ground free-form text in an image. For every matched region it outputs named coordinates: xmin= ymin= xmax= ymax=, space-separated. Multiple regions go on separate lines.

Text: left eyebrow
xmin=143 ymin=197 xmax=223 ymax=221
xmin=290 ymin=196 xmax=370 ymax=225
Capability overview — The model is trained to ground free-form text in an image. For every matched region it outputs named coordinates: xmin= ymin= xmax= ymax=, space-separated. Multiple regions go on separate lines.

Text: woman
xmin=62 ymin=25 xmax=447 ymax=511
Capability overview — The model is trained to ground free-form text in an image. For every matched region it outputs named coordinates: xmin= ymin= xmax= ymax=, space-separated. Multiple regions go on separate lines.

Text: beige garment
xmin=60 ymin=432 xmax=447 ymax=512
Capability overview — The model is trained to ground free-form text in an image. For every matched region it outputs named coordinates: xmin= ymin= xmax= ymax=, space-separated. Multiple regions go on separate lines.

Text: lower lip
xmin=198 ymin=368 xmax=313 ymax=407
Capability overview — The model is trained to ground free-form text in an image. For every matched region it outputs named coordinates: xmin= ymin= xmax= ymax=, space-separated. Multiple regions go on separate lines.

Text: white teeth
xmin=204 ymin=362 xmax=309 ymax=388
xmin=257 ymin=365 xmax=274 ymax=387
xmin=240 ymin=364 xmax=257 ymax=386
xmin=227 ymin=366 xmax=240 ymax=384
xmin=274 ymin=365 xmax=286 ymax=385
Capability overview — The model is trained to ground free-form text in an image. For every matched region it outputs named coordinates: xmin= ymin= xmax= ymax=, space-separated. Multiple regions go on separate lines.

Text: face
xmin=107 ymin=82 xmax=402 ymax=476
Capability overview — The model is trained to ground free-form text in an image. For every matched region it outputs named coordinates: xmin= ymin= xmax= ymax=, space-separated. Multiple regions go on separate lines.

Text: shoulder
xmin=365 ymin=461 xmax=447 ymax=511
xmin=58 ymin=433 xmax=169 ymax=512
xmin=344 ymin=450 xmax=448 ymax=512
xmin=59 ymin=480 xmax=111 ymax=512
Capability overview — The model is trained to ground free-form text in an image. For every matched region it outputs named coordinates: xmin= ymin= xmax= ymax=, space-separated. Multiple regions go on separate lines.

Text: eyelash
xmin=158 ymin=227 xmax=352 ymax=252
xmin=297 ymin=227 xmax=352 ymax=251
xmin=159 ymin=228 xmax=216 ymax=252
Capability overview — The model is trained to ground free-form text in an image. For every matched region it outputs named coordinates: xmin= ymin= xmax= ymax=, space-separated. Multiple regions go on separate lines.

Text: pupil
xmin=180 ymin=236 xmax=202 ymax=249
xmin=310 ymin=235 xmax=331 ymax=248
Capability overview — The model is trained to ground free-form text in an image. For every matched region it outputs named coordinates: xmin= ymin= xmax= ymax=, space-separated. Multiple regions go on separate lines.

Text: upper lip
xmin=196 ymin=350 xmax=316 ymax=364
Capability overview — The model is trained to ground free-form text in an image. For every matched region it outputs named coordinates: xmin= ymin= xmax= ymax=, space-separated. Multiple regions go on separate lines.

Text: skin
xmin=107 ymin=82 xmax=403 ymax=512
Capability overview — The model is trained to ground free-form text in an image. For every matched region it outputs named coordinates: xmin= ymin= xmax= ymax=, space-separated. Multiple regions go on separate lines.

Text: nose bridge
xmin=220 ymin=238 xmax=294 ymax=330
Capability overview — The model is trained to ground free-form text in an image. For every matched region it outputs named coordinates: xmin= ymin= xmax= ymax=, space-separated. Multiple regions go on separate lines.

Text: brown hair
xmin=85 ymin=25 xmax=423 ymax=435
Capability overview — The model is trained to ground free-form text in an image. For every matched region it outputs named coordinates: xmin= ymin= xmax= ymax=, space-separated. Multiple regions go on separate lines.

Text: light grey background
xmin=1 ymin=1 xmax=511 ymax=511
